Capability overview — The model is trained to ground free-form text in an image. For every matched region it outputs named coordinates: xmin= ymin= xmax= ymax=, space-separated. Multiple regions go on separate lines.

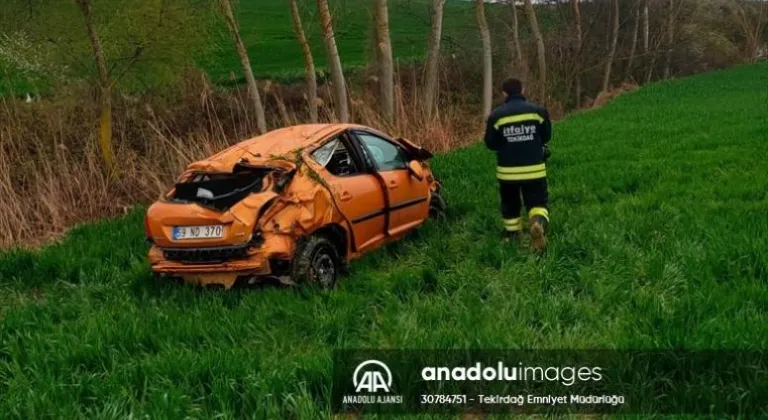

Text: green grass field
xmin=1 ymin=63 xmax=767 ymax=418
xmin=2 ymin=0 xmax=511 ymax=93
xmin=205 ymin=0 xmax=489 ymax=82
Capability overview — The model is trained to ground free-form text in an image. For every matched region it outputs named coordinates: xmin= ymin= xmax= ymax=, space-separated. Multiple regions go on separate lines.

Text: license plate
xmin=172 ymin=225 xmax=224 ymax=240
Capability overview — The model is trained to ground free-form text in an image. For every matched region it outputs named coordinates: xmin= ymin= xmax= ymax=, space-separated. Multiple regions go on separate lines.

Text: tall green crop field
xmin=204 ymin=0 xmax=487 ymax=82
xmin=2 ymin=0 xmax=507 ymax=93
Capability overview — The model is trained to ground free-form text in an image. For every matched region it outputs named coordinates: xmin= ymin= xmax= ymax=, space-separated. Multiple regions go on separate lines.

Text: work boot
xmin=529 ymin=216 xmax=548 ymax=252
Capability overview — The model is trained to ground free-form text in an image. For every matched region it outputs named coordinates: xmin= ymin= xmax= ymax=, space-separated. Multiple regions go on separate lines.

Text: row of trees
xmin=218 ymin=0 xmax=398 ymax=131
xmin=3 ymin=0 xmax=767 ymax=171
xmin=229 ymin=0 xmax=767 ymax=135
xmin=472 ymin=0 xmax=767 ymax=113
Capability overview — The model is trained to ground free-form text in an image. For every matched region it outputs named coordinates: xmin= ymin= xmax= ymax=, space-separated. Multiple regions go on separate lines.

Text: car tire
xmin=290 ymin=235 xmax=341 ymax=289
xmin=428 ymin=185 xmax=447 ymax=220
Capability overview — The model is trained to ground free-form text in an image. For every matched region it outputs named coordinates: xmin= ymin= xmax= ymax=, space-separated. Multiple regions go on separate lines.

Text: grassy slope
xmin=1 ymin=63 xmax=767 ymax=418
xmin=205 ymin=0 xmax=488 ymax=82
xmin=3 ymin=0 xmax=530 ymax=93
xmin=2 ymin=0 xmax=490 ymax=93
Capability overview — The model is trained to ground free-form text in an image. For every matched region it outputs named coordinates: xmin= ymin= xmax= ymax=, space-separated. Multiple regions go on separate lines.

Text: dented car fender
xmin=255 ymin=161 xmax=352 ymax=259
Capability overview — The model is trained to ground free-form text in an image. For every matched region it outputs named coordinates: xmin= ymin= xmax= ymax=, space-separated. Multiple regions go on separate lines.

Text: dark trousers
xmin=499 ymin=178 xmax=549 ymax=232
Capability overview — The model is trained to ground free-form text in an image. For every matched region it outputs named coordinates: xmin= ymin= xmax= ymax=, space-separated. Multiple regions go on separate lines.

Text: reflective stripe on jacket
xmin=484 ymin=95 xmax=552 ymax=180
xmin=496 ymin=163 xmax=546 ymax=181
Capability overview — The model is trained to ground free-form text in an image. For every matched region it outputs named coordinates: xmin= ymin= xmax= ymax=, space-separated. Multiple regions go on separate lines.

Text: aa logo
xmin=353 ymin=360 xmax=393 ymax=393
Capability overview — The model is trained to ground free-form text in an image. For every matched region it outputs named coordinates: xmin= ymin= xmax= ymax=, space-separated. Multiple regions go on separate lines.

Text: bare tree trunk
xmin=424 ymin=0 xmax=444 ymax=117
xmin=663 ymin=0 xmax=674 ymax=79
xmin=642 ymin=0 xmax=653 ymax=82
xmin=374 ymin=0 xmax=394 ymax=123
xmin=508 ymin=0 xmax=524 ymax=73
xmin=219 ymin=0 xmax=267 ymax=134
xmin=289 ymin=0 xmax=318 ymax=123
xmin=645 ymin=56 xmax=656 ymax=83
xmin=625 ymin=3 xmax=640 ymax=81
xmin=75 ymin=0 xmax=115 ymax=171
xmin=368 ymin=9 xmax=380 ymax=72
xmin=601 ymin=0 xmax=620 ymax=93
xmin=523 ymin=0 xmax=547 ymax=97
xmin=643 ymin=0 xmax=650 ymax=53
xmin=754 ymin=2 xmax=767 ymax=62
xmin=476 ymin=0 xmax=492 ymax=116
xmin=571 ymin=0 xmax=582 ymax=107
xmin=317 ymin=0 xmax=349 ymax=122
xmin=730 ymin=0 xmax=767 ymax=63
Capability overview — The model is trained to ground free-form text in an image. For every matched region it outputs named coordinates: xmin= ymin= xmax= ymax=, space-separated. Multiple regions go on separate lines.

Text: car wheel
xmin=291 ymin=235 xmax=341 ymax=289
xmin=428 ymin=186 xmax=447 ymax=220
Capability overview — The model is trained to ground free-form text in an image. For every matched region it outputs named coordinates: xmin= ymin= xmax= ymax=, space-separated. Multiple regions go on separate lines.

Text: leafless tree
xmin=571 ymin=0 xmax=583 ymax=107
xmin=663 ymin=0 xmax=675 ymax=79
xmin=523 ymin=0 xmax=547 ymax=96
xmin=728 ymin=0 xmax=768 ymax=62
xmin=74 ymin=0 xmax=115 ymax=171
xmin=288 ymin=0 xmax=318 ymax=123
xmin=644 ymin=0 xmax=662 ymax=83
xmin=476 ymin=0 xmax=492 ymax=116
xmin=625 ymin=1 xmax=641 ymax=81
xmin=508 ymin=0 xmax=524 ymax=74
xmin=423 ymin=0 xmax=444 ymax=117
xmin=374 ymin=0 xmax=394 ymax=122
xmin=219 ymin=0 xmax=267 ymax=133
xmin=643 ymin=0 xmax=650 ymax=53
xmin=601 ymin=0 xmax=620 ymax=93
xmin=317 ymin=0 xmax=349 ymax=122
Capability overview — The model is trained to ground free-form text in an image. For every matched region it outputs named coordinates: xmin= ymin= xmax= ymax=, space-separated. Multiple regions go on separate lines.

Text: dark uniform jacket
xmin=484 ymin=94 xmax=552 ymax=181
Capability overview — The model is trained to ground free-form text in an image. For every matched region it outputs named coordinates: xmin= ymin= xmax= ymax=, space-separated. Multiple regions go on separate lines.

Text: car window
xmin=311 ymin=138 xmax=338 ymax=167
xmin=310 ymin=137 xmax=360 ymax=177
xmin=356 ymin=132 xmax=409 ymax=171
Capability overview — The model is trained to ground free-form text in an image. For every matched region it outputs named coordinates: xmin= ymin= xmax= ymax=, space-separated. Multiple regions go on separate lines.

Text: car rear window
xmin=172 ymin=170 xmax=268 ymax=211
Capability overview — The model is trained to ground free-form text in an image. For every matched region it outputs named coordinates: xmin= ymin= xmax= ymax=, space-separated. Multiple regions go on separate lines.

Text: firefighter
xmin=483 ymin=78 xmax=552 ymax=251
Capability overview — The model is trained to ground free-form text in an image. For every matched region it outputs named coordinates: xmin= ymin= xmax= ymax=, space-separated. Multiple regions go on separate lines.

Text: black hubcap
xmin=311 ymin=247 xmax=336 ymax=287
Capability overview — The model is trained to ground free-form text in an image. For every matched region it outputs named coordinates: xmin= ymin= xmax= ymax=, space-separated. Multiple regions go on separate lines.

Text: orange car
xmin=144 ymin=124 xmax=446 ymax=289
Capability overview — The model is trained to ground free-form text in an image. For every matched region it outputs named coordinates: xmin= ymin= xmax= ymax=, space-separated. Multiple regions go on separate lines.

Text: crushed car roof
xmin=185 ymin=124 xmax=372 ymax=173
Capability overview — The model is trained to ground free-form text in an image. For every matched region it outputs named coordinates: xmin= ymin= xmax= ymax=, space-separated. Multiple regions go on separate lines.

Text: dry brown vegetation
xmin=1 ymin=0 xmax=765 ymax=249
xmin=0 ymin=70 xmax=478 ymax=248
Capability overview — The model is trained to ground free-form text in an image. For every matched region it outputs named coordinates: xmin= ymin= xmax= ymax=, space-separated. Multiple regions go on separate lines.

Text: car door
xmin=352 ymin=131 xmax=430 ymax=236
xmin=308 ymin=133 xmax=387 ymax=252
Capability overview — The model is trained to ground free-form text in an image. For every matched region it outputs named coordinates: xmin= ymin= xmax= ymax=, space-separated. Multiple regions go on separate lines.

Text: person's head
xmin=502 ymin=78 xmax=524 ymax=98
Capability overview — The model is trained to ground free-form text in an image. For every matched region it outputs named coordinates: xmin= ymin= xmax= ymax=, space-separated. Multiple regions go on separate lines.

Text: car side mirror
xmin=407 ymin=160 xmax=424 ymax=181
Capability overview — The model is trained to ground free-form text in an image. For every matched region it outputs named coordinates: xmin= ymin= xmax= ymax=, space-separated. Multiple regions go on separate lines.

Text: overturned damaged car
xmin=144 ymin=124 xmax=446 ymax=289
